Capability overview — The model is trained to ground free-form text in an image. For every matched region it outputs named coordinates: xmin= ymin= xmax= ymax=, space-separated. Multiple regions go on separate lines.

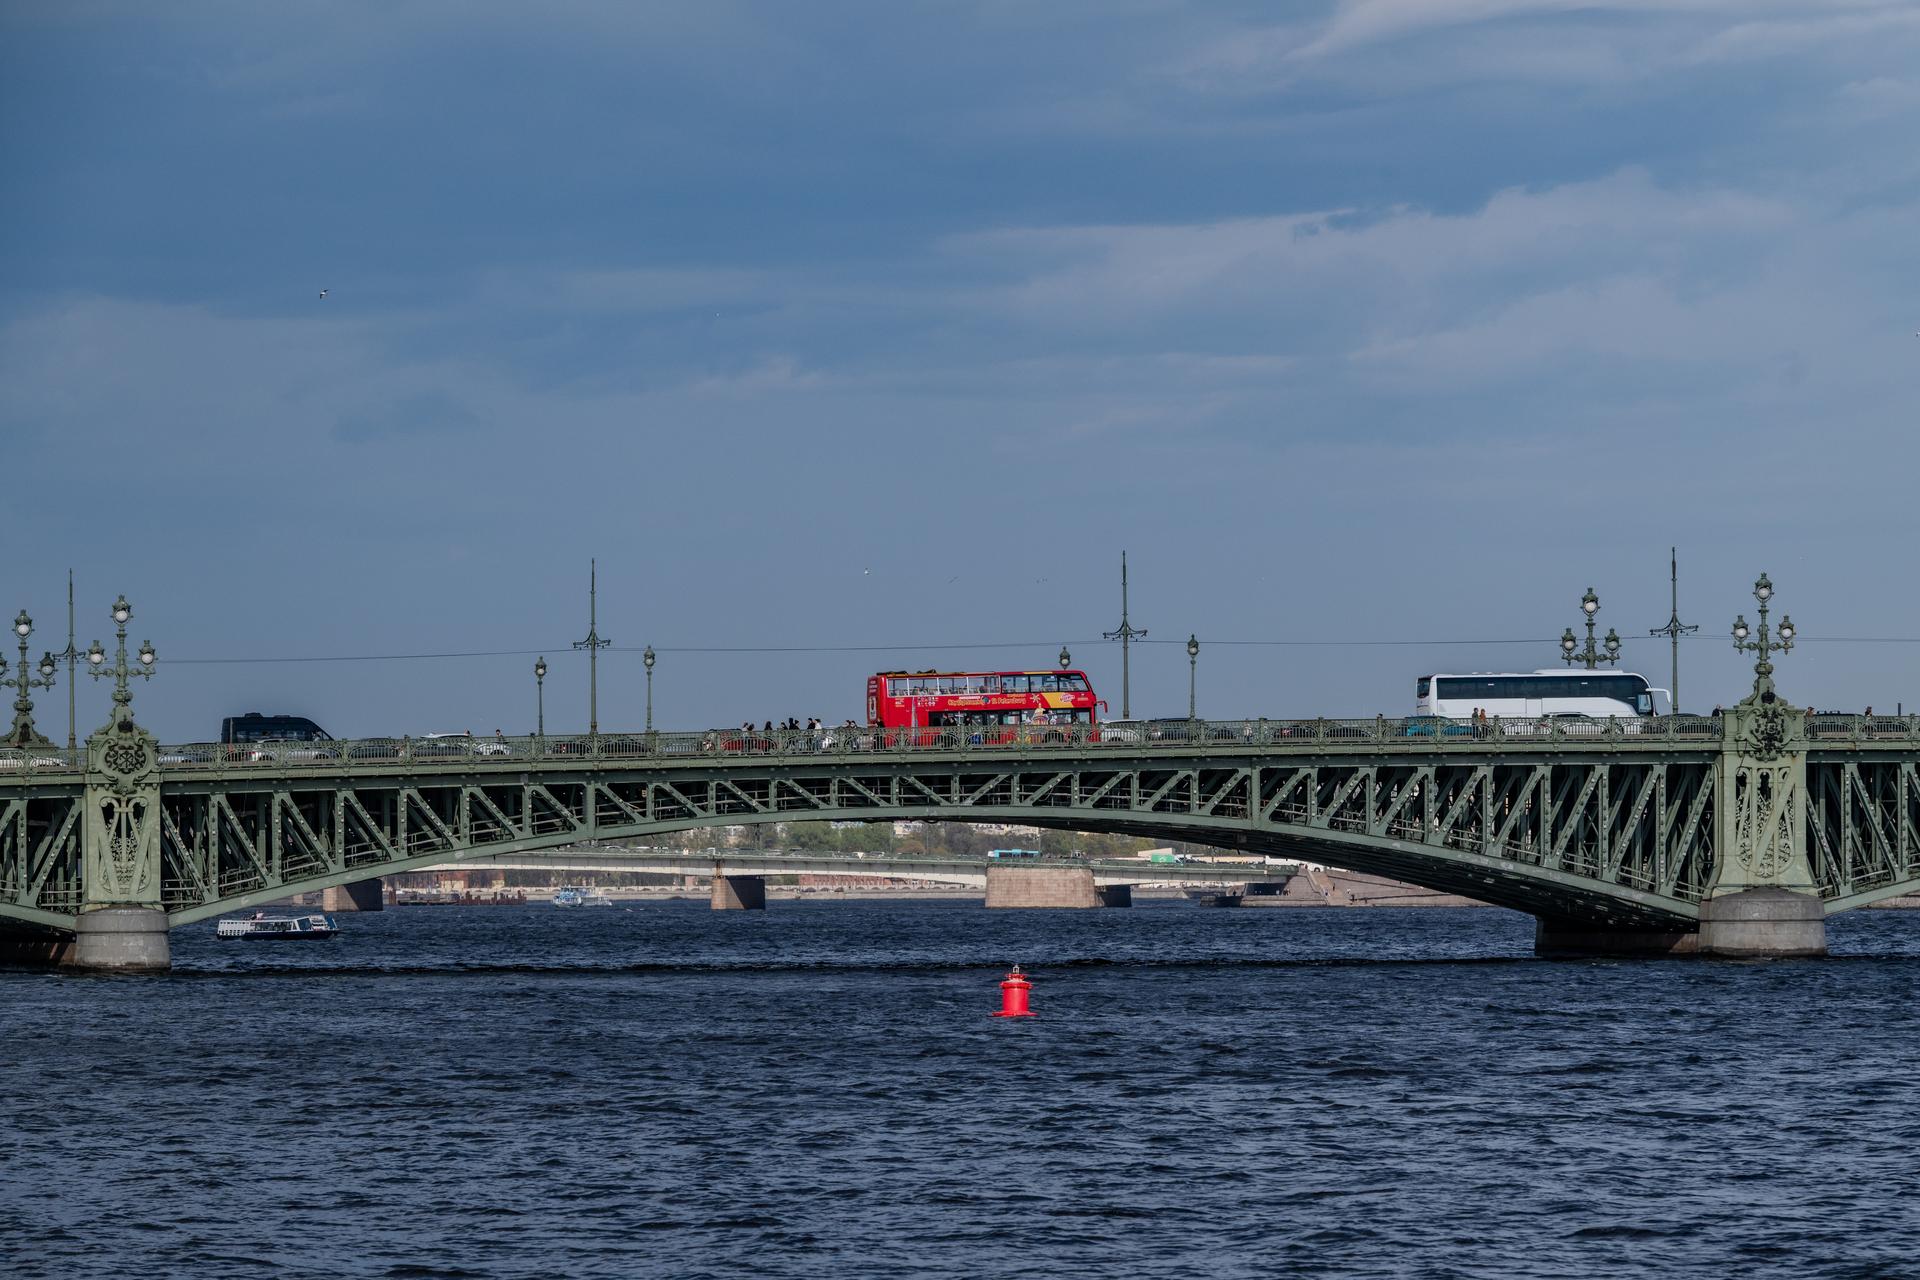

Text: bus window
xmin=1062 ymin=674 xmax=1089 ymax=691
xmin=1037 ymin=674 xmax=1059 ymax=692
xmin=1417 ymin=677 xmax=1431 ymax=698
xmin=982 ymin=675 xmax=1001 ymax=693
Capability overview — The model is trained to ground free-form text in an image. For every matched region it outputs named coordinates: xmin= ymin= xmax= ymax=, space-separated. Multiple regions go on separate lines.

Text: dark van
xmin=221 ymin=713 xmax=333 ymax=745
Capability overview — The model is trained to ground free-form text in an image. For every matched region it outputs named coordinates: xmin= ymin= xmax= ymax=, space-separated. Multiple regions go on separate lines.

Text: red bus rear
xmin=866 ymin=669 xmax=1100 ymax=732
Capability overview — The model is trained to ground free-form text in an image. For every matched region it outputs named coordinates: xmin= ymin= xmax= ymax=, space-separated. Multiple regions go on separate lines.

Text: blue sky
xmin=4 ymin=1 xmax=1918 ymax=741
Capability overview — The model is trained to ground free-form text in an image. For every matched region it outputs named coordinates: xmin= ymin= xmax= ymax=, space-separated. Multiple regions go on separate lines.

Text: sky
xmin=3 ymin=0 xmax=1918 ymax=743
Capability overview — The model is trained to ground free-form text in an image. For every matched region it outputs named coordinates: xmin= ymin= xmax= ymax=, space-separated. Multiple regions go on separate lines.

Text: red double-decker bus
xmin=866 ymin=669 xmax=1101 ymax=732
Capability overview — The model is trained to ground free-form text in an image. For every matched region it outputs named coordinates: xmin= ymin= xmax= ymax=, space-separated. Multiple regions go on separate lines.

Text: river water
xmin=4 ymin=900 xmax=1920 ymax=1279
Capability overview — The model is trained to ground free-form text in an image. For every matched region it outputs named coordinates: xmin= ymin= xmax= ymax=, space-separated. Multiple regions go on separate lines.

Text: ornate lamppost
xmin=643 ymin=645 xmax=656 ymax=734
xmin=3 ymin=610 xmax=59 ymax=748
xmin=1732 ymin=572 xmax=1794 ymax=700
xmin=1058 ymin=645 xmax=1071 ymax=670
xmin=85 ymin=595 xmax=156 ymax=711
xmin=534 ymin=656 xmax=548 ymax=739
xmin=1187 ymin=634 xmax=1200 ymax=720
xmin=1560 ymin=587 xmax=1621 ymax=670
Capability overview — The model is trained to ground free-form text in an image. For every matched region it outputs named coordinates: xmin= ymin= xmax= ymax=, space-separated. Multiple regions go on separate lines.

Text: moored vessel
xmin=215 ymin=912 xmax=340 ymax=940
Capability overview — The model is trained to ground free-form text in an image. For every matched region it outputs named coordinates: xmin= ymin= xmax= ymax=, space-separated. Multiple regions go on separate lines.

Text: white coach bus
xmin=1416 ymin=671 xmax=1669 ymax=720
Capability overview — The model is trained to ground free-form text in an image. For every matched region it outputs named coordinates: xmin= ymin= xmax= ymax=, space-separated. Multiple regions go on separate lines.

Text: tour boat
xmin=551 ymin=886 xmax=613 ymax=907
xmin=215 ymin=912 xmax=340 ymax=940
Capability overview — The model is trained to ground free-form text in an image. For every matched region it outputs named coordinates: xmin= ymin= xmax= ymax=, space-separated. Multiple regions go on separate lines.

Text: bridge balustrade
xmin=138 ymin=714 xmax=1744 ymax=773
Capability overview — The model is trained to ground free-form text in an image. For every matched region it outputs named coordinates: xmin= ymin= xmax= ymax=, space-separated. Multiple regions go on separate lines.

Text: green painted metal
xmin=1561 ymin=587 xmax=1622 ymax=670
xmin=1 ymin=610 xmax=59 ymax=749
xmin=8 ymin=713 xmax=1920 ymax=935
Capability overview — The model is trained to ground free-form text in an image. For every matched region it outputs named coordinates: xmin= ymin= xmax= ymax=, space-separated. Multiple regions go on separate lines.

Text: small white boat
xmin=552 ymin=886 xmax=614 ymax=907
xmin=216 ymin=912 xmax=340 ymax=941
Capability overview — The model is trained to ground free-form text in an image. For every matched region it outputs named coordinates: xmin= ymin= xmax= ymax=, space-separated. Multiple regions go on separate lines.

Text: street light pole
xmin=573 ymin=560 xmax=611 ymax=744
xmin=1187 ymin=634 xmax=1199 ymax=720
xmin=1647 ymin=548 xmax=1698 ymax=714
xmin=643 ymin=645 xmax=656 ymax=733
xmin=1058 ymin=645 xmax=1070 ymax=670
xmin=1732 ymin=572 xmax=1794 ymax=700
xmin=85 ymin=595 xmax=156 ymax=713
xmin=2 ymin=610 xmax=58 ymax=748
xmin=1102 ymin=551 xmax=1148 ymax=719
xmin=534 ymin=656 xmax=547 ymax=740
xmin=1560 ymin=587 xmax=1621 ymax=670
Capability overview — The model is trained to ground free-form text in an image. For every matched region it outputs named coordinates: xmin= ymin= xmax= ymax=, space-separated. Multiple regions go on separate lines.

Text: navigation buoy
xmin=991 ymin=965 xmax=1036 ymax=1018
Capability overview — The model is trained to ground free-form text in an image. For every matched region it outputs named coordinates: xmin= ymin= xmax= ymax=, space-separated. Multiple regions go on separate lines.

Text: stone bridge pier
xmin=1536 ymin=690 xmax=1827 ymax=959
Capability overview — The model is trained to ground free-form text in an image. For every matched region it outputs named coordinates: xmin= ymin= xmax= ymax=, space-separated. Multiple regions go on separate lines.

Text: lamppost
xmin=1732 ymin=572 xmax=1794 ymax=699
xmin=573 ymin=559 xmax=611 ymax=745
xmin=643 ymin=645 xmax=656 ymax=733
xmin=1058 ymin=645 xmax=1071 ymax=670
xmin=534 ymin=656 xmax=548 ymax=739
xmin=1187 ymin=634 xmax=1199 ymax=720
xmin=1560 ymin=587 xmax=1621 ymax=670
xmin=2 ymin=610 xmax=58 ymax=748
xmin=1102 ymin=551 xmax=1148 ymax=719
xmin=85 ymin=595 xmax=156 ymax=712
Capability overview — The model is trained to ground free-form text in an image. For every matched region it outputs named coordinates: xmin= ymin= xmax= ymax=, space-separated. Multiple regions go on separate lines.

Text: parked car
xmin=158 ymin=746 xmax=215 ymax=765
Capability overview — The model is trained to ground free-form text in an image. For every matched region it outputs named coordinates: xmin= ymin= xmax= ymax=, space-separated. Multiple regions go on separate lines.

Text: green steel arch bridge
xmin=1 ymin=574 xmax=1905 ymax=968
xmin=5 ymin=706 xmax=1918 ymax=968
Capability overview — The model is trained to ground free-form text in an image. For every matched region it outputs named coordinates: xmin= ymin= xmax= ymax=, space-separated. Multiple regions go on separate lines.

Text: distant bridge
xmin=6 ymin=703 xmax=1916 ymax=965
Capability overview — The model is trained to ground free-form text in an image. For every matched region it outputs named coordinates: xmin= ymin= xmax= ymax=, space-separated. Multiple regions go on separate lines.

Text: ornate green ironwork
xmin=1561 ymin=587 xmax=1621 ymax=670
xmin=1 ymin=610 xmax=58 ymax=749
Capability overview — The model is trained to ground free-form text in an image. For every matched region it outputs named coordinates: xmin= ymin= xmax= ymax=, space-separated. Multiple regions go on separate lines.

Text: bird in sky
xmin=318 ymin=289 xmax=329 ymax=300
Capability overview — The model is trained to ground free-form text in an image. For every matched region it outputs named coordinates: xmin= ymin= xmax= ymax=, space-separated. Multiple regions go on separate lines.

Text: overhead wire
xmin=156 ymin=633 xmax=1913 ymax=665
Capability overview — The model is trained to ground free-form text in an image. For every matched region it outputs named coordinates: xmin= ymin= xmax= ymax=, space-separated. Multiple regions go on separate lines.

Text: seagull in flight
xmin=318 ymin=289 xmax=329 ymax=300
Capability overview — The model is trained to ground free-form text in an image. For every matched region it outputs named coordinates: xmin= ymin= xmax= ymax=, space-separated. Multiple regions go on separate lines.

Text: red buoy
xmin=991 ymin=965 xmax=1036 ymax=1018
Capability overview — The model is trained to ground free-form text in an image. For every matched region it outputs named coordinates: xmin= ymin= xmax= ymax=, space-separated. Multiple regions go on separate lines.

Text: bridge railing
xmin=138 ymin=713 xmax=1728 ymax=774
xmin=0 ymin=745 xmax=85 ymax=776
xmin=1807 ymin=713 xmax=1920 ymax=742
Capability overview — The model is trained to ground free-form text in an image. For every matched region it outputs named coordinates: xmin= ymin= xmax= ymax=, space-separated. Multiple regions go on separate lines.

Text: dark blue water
xmin=6 ymin=901 xmax=1920 ymax=1279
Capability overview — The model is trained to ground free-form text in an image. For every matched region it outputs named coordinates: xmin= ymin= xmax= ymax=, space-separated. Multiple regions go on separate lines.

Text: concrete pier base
xmin=1095 ymin=883 xmax=1133 ymax=908
xmin=322 ymin=879 xmax=386 ymax=913
xmin=984 ymin=864 xmax=1100 ymax=908
xmin=1534 ymin=917 xmax=1700 ymax=957
xmin=65 ymin=907 xmax=171 ymax=972
xmin=1698 ymin=889 xmax=1827 ymax=958
xmin=710 ymin=873 xmax=767 ymax=910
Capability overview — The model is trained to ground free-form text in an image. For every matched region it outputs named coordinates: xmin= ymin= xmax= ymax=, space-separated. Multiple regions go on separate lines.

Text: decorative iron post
xmin=1103 ymin=551 xmax=1147 ymax=719
xmin=643 ymin=645 xmax=656 ymax=734
xmin=1560 ymin=587 xmax=1621 ymax=670
xmin=1187 ymin=634 xmax=1199 ymax=721
xmin=1058 ymin=645 xmax=1070 ymax=670
xmin=56 ymin=571 xmax=82 ymax=750
xmin=1647 ymin=548 xmax=1697 ymax=713
xmin=74 ymin=594 xmax=169 ymax=969
xmin=1 ymin=610 xmax=58 ymax=749
xmin=534 ymin=656 xmax=547 ymax=741
xmin=573 ymin=560 xmax=611 ymax=745
xmin=1701 ymin=572 xmax=1821 ymax=956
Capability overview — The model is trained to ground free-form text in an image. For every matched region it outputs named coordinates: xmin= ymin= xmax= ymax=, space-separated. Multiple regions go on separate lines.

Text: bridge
xmin=2 ymin=577 xmax=1911 ymax=968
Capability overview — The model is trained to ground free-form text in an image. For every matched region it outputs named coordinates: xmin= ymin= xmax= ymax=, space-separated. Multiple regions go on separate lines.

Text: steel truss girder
xmin=45 ymin=751 xmax=1720 ymax=931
